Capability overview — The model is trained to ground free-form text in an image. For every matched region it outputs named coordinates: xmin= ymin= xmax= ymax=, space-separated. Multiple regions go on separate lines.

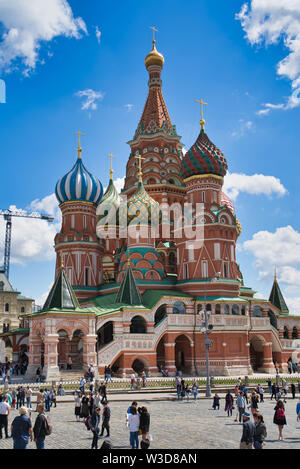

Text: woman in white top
xmin=74 ymin=392 xmax=82 ymax=421
xmin=128 ymin=406 xmax=140 ymax=449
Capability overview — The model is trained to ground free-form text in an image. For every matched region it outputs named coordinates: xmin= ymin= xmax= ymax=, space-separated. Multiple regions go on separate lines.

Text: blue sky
xmin=0 ymin=0 xmax=300 ymax=312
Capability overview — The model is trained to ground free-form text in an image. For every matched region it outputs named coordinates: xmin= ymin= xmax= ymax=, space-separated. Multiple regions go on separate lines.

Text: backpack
xmin=276 ymin=408 xmax=285 ymax=419
xmin=44 ymin=415 xmax=53 ymax=436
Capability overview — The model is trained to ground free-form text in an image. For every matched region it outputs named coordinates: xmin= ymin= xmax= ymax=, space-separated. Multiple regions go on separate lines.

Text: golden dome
xmin=145 ymin=40 xmax=164 ymax=69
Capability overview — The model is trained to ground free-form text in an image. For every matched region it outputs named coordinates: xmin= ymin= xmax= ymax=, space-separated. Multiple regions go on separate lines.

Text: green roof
xmin=42 ymin=267 xmax=80 ymax=311
xmin=115 ymin=265 xmax=143 ymax=305
xmin=269 ymin=278 xmax=289 ymax=315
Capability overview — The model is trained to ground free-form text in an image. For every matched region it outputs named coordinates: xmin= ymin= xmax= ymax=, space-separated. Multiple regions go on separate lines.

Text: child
xmin=213 ymin=394 xmax=220 ymax=410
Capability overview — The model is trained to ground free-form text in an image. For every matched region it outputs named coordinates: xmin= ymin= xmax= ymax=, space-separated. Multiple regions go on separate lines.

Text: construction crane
xmin=0 ymin=208 xmax=54 ymax=279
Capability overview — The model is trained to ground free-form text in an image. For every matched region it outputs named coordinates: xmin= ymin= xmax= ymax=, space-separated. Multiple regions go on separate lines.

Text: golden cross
xmin=108 ymin=153 xmax=116 ymax=179
xmin=135 ymin=154 xmax=145 ymax=182
xmin=75 ymin=131 xmax=85 ymax=159
xmin=195 ymin=99 xmax=208 ymax=130
xmin=150 ymin=26 xmax=158 ymax=42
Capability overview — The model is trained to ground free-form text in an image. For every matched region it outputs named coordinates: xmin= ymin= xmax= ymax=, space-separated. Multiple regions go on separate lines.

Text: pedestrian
xmin=176 ymin=377 xmax=181 ymax=401
xmin=253 ymin=413 xmax=267 ymax=449
xmin=36 ymin=367 xmax=41 ymax=382
xmin=241 ymin=384 xmax=248 ymax=405
xmin=212 ymin=394 xmax=220 ymax=410
xmin=74 ymin=392 xmax=82 ymax=422
xmin=240 ymin=412 xmax=255 ymax=449
xmin=67 ymin=356 xmax=72 ymax=370
xmin=138 ymin=406 xmax=150 ymax=442
xmin=105 ymin=365 xmax=112 ymax=382
xmin=79 ymin=377 xmax=86 ymax=394
xmin=257 ymin=384 xmax=264 ymax=402
xmin=250 ymin=392 xmax=259 ymax=416
xmin=11 ymin=388 xmax=16 ymax=409
xmin=11 ymin=407 xmax=33 ymax=449
xmin=90 ymin=407 xmax=101 ymax=449
xmin=291 ymin=383 xmax=296 ymax=399
xmin=236 ymin=391 xmax=246 ymax=423
xmin=142 ymin=371 xmax=147 ymax=387
xmin=270 ymin=383 xmax=276 ymax=400
xmin=0 ymin=395 xmax=10 ymax=439
xmin=126 ymin=401 xmax=138 ymax=426
xmin=33 ymin=404 xmax=51 ymax=449
xmin=225 ymin=391 xmax=234 ymax=417
xmin=93 ymin=391 xmax=101 ymax=413
xmin=296 ymin=397 xmax=300 ymax=422
xmin=192 ymin=380 xmax=198 ymax=402
xmin=130 ymin=373 xmax=136 ymax=390
xmin=80 ymin=393 xmax=90 ymax=419
xmin=100 ymin=401 xmax=110 ymax=438
xmin=25 ymin=386 xmax=32 ymax=409
xmin=50 ymin=387 xmax=57 ymax=408
xmin=273 ymin=400 xmax=287 ymax=441
xmin=185 ymin=384 xmax=191 ymax=402
xmin=180 ymin=378 xmax=186 ymax=401
xmin=128 ymin=405 xmax=140 ymax=449
xmin=44 ymin=389 xmax=51 ymax=412
xmin=267 ymin=379 xmax=272 ymax=395
xmin=99 ymin=382 xmax=107 ymax=404
xmin=88 ymin=392 xmax=94 ymax=416
xmin=36 ymin=388 xmax=44 ymax=412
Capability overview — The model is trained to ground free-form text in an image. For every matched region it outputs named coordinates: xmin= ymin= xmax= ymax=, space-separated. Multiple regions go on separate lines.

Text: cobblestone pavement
xmin=0 ymin=394 xmax=300 ymax=449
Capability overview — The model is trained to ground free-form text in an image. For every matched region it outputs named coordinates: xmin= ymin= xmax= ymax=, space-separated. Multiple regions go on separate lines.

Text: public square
xmin=0 ymin=391 xmax=300 ymax=450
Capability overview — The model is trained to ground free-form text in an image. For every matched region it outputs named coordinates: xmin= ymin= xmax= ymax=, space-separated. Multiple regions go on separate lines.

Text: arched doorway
xmin=4 ymin=338 xmax=13 ymax=362
xmin=97 ymin=322 xmax=114 ymax=351
xmin=57 ymin=329 xmax=69 ymax=367
xmin=154 ymin=305 xmax=167 ymax=326
xmin=156 ymin=335 xmax=166 ymax=371
xmin=132 ymin=358 xmax=148 ymax=375
xmin=130 ymin=316 xmax=147 ymax=334
xmin=175 ymin=335 xmax=192 ymax=374
xmin=249 ymin=336 xmax=265 ymax=371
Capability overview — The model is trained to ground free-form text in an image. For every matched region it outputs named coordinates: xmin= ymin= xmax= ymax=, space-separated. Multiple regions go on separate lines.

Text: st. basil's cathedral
xmin=2 ymin=37 xmax=300 ymax=380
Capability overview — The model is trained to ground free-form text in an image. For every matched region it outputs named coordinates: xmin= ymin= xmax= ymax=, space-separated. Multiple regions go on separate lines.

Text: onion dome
xmin=97 ymin=178 xmax=120 ymax=224
xmin=145 ymin=40 xmax=164 ymax=69
xmin=221 ymin=192 xmax=235 ymax=215
xmin=236 ymin=219 xmax=242 ymax=237
xmin=182 ymin=129 xmax=228 ymax=179
xmin=127 ymin=181 xmax=160 ymax=226
xmin=55 ymin=145 xmax=103 ymax=205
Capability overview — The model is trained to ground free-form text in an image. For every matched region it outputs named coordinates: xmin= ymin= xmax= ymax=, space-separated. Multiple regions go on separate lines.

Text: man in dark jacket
xmin=240 ymin=412 xmax=255 ymax=449
xmin=33 ymin=404 xmax=48 ymax=449
xmin=90 ymin=407 xmax=101 ymax=449
xmin=100 ymin=402 xmax=110 ymax=437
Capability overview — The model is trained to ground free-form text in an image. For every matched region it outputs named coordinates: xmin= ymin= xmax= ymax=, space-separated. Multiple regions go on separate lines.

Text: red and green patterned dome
xmin=182 ymin=129 xmax=228 ymax=179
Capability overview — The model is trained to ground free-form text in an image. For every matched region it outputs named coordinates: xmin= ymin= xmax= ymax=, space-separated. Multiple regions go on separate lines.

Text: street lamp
xmin=200 ymin=273 xmax=220 ymax=397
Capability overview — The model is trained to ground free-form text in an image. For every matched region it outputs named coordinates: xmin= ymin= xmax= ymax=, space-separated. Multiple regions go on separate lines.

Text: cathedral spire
xmin=269 ymin=272 xmax=289 ymax=315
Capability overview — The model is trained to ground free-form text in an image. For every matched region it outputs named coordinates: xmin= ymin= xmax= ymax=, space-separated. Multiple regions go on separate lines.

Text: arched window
xmin=173 ymin=301 xmax=186 ymax=314
xmin=169 ymin=252 xmax=176 ymax=265
xmin=292 ymin=327 xmax=298 ymax=339
xmin=21 ymin=307 xmax=25 ymax=313
xmin=206 ymin=304 xmax=212 ymax=312
xmin=232 ymin=304 xmax=239 ymax=315
xmin=154 ymin=306 xmax=167 ymax=326
xmin=253 ymin=306 xmax=263 ymax=317
xmin=283 ymin=326 xmax=289 ymax=339
xmin=130 ymin=316 xmax=147 ymax=334
xmin=5 ymin=303 xmax=9 ymax=312
xmin=215 ymin=304 xmax=221 ymax=314
xmin=224 ymin=304 xmax=230 ymax=315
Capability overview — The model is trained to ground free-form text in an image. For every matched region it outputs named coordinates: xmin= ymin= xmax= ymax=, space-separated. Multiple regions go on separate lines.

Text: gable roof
xmin=269 ymin=278 xmax=289 ymax=315
xmin=42 ymin=268 xmax=80 ymax=311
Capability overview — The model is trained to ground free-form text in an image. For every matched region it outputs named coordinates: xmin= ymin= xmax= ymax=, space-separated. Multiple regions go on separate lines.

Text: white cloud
xmin=95 ymin=26 xmax=101 ymax=44
xmin=125 ymin=104 xmax=133 ymax=112
xmin=0 ymin=194 xmax=60 ymax=266
xmin=231 ymin=119 xmax=254 ymax=138
xmin=0 ymin=0 xmax=87 ymax=75
xmin=236 ymin=0 xmax=300 ymax=113
xmin=285 ymin=297 xmax=300 ymax=316
xmin=75 ymin=89 xmax=104 ymax=112
xmin=223 ymin=172 xmax=288 ymax=200
xmin=103 ymin=177 xmax=125 ymax=194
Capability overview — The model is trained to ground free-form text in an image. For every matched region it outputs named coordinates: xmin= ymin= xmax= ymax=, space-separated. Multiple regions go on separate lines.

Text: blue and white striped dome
xmin=55 ymin=156 xmax=103 ymax=205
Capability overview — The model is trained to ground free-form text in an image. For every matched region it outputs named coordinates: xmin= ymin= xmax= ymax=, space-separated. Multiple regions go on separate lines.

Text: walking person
xmin=50 ymin=387 xmax=57 ymax=408
xmin=90 ymin=407 xmax=101 ymax=449
xmin=128 ymin=405 xmax=140 ymax=449
xmin=74 ymin=392 xmax=82 ymax=422
xmin=138 ymin=406 xmax=150 ymax=443
xmin=44 ymin=389 xmax=51 ymax=412
xmin=99 ymin=382 xmax=107 ymax=404
xmin=236 ymin=391 xmax=246 ymax=423
xmin=291 ymin=383 xmax=296 ymax=399
xmin=33 ymin=404 xmax=50 ymax=449
xmin=250 ymin=392 xmax=259 ymax=417
xmin=225 ymin=391 xmax=234 ymax=417
xmin=296 ymin=397 xmax=300 ymax=422
xmin=11 ymin=388 xmax=16 ymax=409
xmin=180 ymin=378 xmax=186 ymax=401
xmin=253 ymin=413 xmax=267 ymax=449
xmin=0 ymin=395 xmax=10 ymax=439
xmin=176 ymin=377 xmax=181 ymax=401
xmin=25 ymin=386 xmax=32 ymax=410
xmin=130 ymin=373 xmax=136 ymax=390
xmin=240 ymin=412 xmax=255 ymax=449
xmin=192 ymin=380 xmax=198 ymax=402
xmin=11 ymin=407 xmax=33 ymax=450
xmin=185 ymin=384 xmax=191 ymax=402
xmin=212 ymin=394 xmax=220 ymax=410
xmin=273 ymin=400 xmax=287 ymax=441
xmin=36 ymin=388 xmax=44 ymax=412
xmin=270 ymin=383 xmax=276 ymax=400
xmin=80 ymin=393 xmax=90 ymax=419
xmin=100 ymin=401 xmax=110 ymax=438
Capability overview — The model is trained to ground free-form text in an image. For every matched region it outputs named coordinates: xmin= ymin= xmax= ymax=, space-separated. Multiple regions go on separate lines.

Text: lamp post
xmin=200 ymin=274 xmax=220 ymax=397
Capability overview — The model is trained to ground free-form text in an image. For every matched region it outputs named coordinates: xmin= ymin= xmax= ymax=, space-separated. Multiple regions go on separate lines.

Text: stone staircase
xmin=59 ymin=367 xmax=84 ymax=382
